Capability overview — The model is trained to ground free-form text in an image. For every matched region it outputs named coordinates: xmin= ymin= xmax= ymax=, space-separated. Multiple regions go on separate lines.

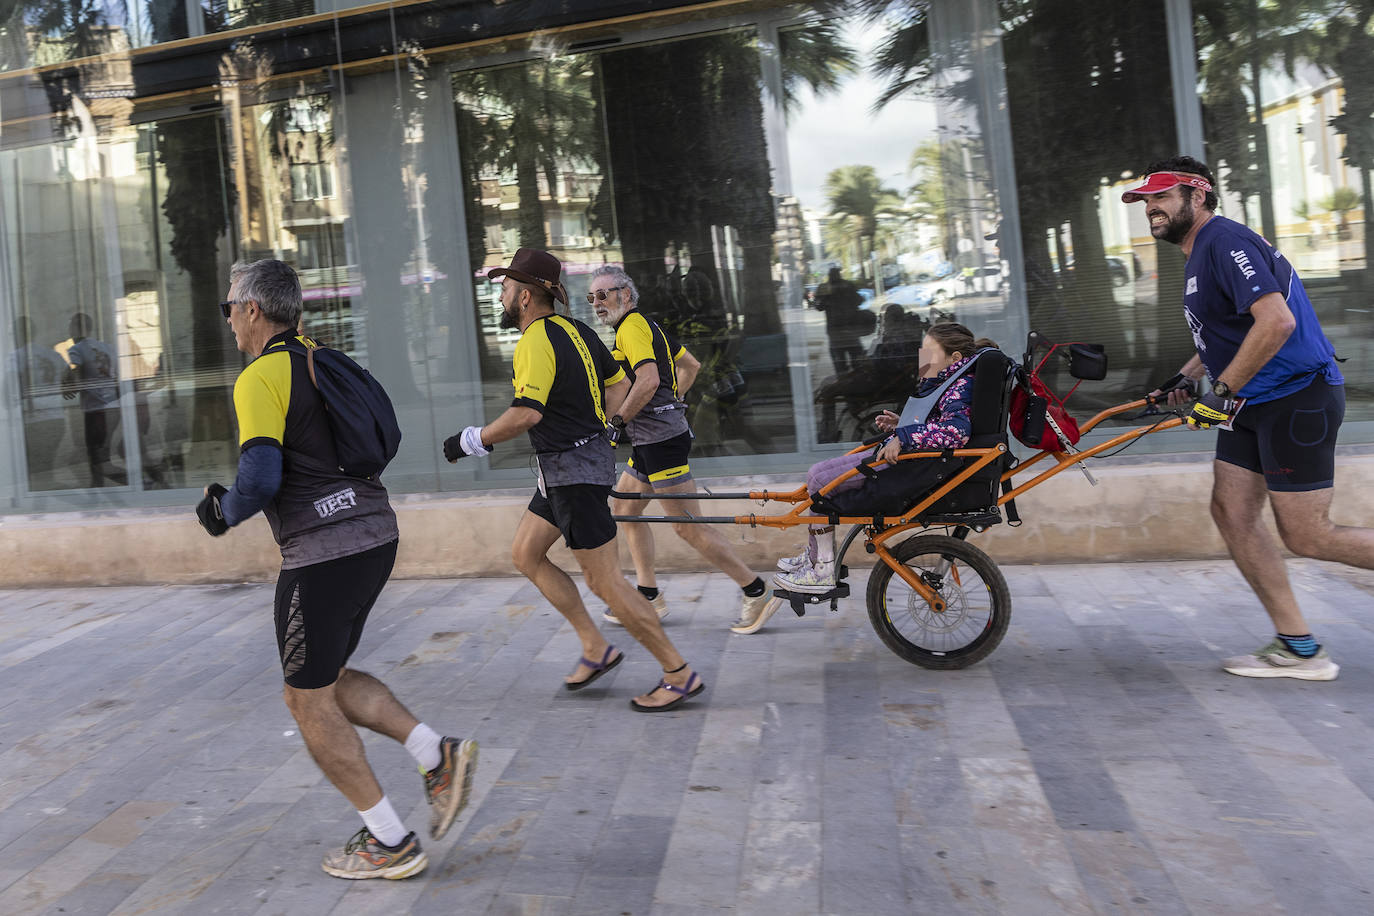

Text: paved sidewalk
xmin=2 ymin=558 xmax=1373 ymax=915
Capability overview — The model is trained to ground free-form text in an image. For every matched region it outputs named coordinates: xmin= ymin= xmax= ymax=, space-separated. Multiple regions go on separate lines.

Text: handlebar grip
xmin=1147 ymin=373 xmax=1194 ymax=405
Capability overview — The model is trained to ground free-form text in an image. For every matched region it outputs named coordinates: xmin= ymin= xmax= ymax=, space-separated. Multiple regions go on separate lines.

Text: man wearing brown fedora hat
xmin=443 ymin=248 xmax=704 ymax=711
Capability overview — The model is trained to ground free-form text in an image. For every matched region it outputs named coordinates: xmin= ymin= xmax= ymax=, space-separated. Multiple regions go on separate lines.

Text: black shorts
xmin=274 ymin=539 xmax=397 ymax=689
xmin=626 ymin=431 xmax=694 ymax=487
xmin=529 ymin=483 xmax=617 ymax=550
xmin=1216 ymin=378 xmax=1344 ymax=492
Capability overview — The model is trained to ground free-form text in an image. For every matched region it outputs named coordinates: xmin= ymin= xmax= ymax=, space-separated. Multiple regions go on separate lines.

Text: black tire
xmin=865 ymin=534 xmax=1011 ymax=669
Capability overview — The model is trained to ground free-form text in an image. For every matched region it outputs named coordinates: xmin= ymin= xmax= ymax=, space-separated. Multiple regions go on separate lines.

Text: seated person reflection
xmin=775 ymin=322 xmax=997 ymax=594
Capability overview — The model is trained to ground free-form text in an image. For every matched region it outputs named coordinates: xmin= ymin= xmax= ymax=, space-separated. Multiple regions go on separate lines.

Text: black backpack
xmin=282 ymin=339 xmax=402 ymax=479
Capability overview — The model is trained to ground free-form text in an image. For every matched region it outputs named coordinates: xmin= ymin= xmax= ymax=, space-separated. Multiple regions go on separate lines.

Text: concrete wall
xmin=4 ymin=452 xmax=1373 ymax=587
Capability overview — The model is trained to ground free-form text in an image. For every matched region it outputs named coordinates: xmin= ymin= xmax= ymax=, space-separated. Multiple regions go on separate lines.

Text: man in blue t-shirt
xmin=1126 ymin=155 xmax=1371 ymax=682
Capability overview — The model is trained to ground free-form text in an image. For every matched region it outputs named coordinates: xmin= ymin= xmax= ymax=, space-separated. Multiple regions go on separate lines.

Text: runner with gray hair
xmin=196 ymin=258 xmax=476 ymax=879
xmin=587 ymin=264 xmax=773 ymax=634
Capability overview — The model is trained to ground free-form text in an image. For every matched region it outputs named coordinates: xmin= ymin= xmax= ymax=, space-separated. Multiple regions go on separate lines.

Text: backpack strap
xmin=899 ymin=347 xmax=1000 ymax=428
xmin=304 ymin=345 xmax=319 ymax=390
xmin=281 ymin=336 xmax=322 ymax=392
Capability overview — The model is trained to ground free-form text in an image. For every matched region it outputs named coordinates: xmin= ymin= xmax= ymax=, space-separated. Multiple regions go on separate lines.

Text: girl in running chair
xmin=775 ymin=322 xmax=998 ymax=594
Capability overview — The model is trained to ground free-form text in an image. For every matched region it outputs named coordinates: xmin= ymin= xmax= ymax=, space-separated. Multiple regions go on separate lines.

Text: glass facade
xmin=0 ymin=0 xmax=1370 ymax=514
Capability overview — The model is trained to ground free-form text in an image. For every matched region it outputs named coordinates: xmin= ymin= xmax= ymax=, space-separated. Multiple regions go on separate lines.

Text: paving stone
xmin=3 ymin=559 xmax=1374 ymax=914
xmin=736 ymin=819 xmax=820 ymax=914
xmin=896 ymin=824 xmax=1000 ymax=915
xmin=819 ymin=754 xmax=909 ymax=914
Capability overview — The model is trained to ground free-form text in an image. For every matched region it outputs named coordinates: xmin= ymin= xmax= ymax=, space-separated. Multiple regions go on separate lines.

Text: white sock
xmin=405 ymin=722 xmax=443 ymax=773
xmin=359 ymin=795 xmax=408 ymax=848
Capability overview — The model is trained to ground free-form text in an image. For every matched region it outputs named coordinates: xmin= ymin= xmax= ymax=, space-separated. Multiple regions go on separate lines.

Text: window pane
xmin=452 ymin=27 xmax=795 ymax=475
xmin=234 ymin=94 xmax=357 ymax=353
xmin=0 ymin=114 xmax=240 ymax=499
xmin=1000 ymin=0 xmax=1183 ymax=421
xmin=1196 ymin=0 xmax=1373 ymax=420
xmin=203 ymin=0 xmax=314 ymax=33
xmin=779 ymin=3 xmax=1020 ymax=445
xmin=0 ymin=0 xmax=182 ymax=64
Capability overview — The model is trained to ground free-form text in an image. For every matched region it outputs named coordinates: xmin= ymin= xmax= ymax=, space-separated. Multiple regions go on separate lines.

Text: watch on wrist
xmin=610 ymin=414 xmax=625 ymax=429
xmin=1212 ymin=380 xmax=1232 ymax=399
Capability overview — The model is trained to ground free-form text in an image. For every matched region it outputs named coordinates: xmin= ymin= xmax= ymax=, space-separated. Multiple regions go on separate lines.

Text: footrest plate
xmin=773 ymin=581 xmax=850 ymax=617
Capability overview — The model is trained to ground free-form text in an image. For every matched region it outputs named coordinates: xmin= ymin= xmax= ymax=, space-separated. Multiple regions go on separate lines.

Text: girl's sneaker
xmin=772 ymin=560 xmax=837 ymax=595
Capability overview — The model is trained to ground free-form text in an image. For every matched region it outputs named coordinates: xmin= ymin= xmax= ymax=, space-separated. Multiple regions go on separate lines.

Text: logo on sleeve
xmin=314 ymin=487 xmax=357 ymax=518
xmin=1185 ymin=276 xmax=1198 ymax=295
xmin=1230 ymin=249 xmax=1256 ymax=279
xmin=1185 ymin=307 xmax=1206 ymax=353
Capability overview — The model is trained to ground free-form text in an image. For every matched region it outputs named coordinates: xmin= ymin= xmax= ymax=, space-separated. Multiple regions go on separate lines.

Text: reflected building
xmin=0 ymin=0 xmax=1371 ymax=517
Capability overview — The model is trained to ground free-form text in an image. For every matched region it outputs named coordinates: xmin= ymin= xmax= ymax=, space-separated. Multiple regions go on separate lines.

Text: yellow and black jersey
xmin=513 ymin=314 xmax=625 ymax=455
xmin=233 ymin=329 xmax=397 ymax=568
xmin=611 ymin=308 xmax=691 ymax=446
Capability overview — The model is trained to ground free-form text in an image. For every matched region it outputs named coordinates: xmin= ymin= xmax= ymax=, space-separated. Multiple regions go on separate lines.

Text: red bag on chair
xmin=1009 ymin=372 xmax=1081 ymax=451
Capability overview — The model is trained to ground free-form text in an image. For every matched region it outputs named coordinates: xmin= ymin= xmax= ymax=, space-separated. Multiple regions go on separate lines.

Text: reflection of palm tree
xmin=824 ymin=164 xmax=903 ymax=277
xmin=454 ymin=59 xmax=601 ymax=251
xmin=908 ymin=139 xmax=968 ymax=266
xmin=1195 ymin=0 xmax=1324 ymax=241
xmin=159 ymin=116 xmax=238 ymax=440
xmin=15 ymin=0 xmax=109 ymax=61
xmin=1326 ymin=3 xmax=1374 ymax=274
xmin=776 ymin=20 xmax=858 ymax=116
xmin=596 ymin=32 xmax=778 ymax=333
xmin=1319 ymin=188 xmax=1362 ymax=237
xmin=865 ymin=1 xmax=1179 ymax=360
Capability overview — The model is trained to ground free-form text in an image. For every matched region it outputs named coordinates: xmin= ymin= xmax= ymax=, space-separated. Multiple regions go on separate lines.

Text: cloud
xmin=783 ymin=24 xmax=939 ymax=212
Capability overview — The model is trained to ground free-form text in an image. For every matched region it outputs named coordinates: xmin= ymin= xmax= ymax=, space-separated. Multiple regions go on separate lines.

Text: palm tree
xmin=454 ymin=57 xmax=601 ymax=253
xmin=824 ymin=164 xmax=904 ymax=278
xmin=776 ymin=19 xmax=859 ymax=118
xmin=908 ymin=139 xmax=973 ymax=268
xmin=1318 ymin=187 xmax=1363 ymax=237
xmin=1194 ymin=0 xmax=1328 ymax=241
xmin=1324 ymin=1 xmax=1374 ymax=273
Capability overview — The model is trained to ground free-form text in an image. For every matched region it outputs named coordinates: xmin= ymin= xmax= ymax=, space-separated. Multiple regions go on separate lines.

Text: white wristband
xmin=461 ymin=425 xmax=490 ymax=457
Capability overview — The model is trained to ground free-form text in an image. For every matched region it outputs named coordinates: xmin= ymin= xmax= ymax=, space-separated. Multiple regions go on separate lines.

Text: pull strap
xmin=304 ymin=344 xmax=319 ymax=389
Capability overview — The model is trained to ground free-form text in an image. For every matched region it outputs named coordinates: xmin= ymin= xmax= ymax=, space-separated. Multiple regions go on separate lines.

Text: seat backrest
xmin=924 ymin=347 xmax=1017 ymax=513
xmin=966 ymin=348 xmax=1017 ymax=441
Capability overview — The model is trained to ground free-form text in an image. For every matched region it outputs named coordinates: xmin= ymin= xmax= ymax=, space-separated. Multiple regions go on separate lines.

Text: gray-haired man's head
xmin=229 ymin=259 xmax=303 ymax=329
xmin=587 ymin=265 xmax=638 ymax=326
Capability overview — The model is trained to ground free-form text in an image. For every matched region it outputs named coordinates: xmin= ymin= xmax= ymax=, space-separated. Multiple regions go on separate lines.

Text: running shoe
xmin=731 ymin=592 xmax=781 ymax=635
xmin=604 ymin=590 xmax=668 ymax=626
xmin=772 ymin=561 xmax=837 ymax=595
xmin=1221 ymin=640 xmax=1339 ymax=681
xmin=321 ymin=828 xmax=428 ymax=880
xmin=423 ymin=736 xmax=479 ymax=840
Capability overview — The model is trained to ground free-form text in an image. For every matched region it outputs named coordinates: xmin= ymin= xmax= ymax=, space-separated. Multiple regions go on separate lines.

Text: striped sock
xmin=1277 ymin=633 xmax=1318 ymax=658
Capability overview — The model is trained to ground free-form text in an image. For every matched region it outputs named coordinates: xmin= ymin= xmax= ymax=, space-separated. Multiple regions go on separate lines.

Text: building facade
xmin=1 ymin=0 xmax=1371 ymax=520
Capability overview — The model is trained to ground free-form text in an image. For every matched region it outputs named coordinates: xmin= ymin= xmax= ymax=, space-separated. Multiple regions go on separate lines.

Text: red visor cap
xmin=1121 ymin=171 xmax=1214 ymax=203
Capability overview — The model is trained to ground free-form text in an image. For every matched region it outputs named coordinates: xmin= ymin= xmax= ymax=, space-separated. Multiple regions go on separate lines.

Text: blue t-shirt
xmin=1184 ymin=215 xmax=1342 ymax=403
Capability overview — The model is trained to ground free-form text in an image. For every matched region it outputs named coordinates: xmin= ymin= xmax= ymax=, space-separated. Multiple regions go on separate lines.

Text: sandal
xmin=629 ymin=671 xmax=705 ymax=712
xmin=565 ymin=644 xmax=623 ymax=691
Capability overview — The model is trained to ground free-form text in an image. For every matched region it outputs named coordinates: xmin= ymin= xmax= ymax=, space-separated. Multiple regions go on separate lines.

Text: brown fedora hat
xmin=487 ymin=248 xmax=567 ymax=305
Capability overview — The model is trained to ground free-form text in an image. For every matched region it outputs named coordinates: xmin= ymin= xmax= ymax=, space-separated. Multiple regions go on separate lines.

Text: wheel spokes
xmin=884 ymin=555 xmax=992 ymax=653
